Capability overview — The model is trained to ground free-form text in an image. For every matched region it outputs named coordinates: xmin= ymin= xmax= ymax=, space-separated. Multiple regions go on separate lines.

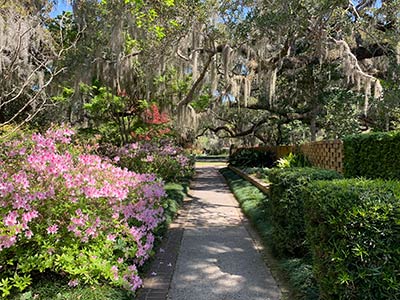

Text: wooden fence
xmin=299 ymin=140 xmax=343 ymax=173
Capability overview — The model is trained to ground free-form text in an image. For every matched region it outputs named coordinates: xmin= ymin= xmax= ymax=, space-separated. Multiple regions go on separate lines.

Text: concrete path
xmin=167 ymin=166 xmax=281 ymax=300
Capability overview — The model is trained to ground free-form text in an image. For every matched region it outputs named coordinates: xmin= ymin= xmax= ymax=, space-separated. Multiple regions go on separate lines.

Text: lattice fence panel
xmin=232 ymin=140 xmax=343 ymax=173
xmin=300 ymin=140 xmax=343 ymax=173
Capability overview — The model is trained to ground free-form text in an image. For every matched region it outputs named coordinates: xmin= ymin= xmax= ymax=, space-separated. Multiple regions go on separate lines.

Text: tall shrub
xmin=343 ymin=131 xmax=400 ymax=179
xmin=305 ymin=179 xmax=400 ymax=299
xmin=269 ymin=167 xmax=342 ymax=258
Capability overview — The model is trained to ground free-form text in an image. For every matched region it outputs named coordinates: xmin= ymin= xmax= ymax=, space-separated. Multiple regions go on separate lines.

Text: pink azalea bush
xmin=0 ymin=126 xmax=165 ymax=297
xmin=101 ymin=141 xmax=195 ymax=182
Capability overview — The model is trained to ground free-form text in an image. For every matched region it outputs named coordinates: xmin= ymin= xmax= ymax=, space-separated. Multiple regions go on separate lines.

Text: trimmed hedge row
xmin=305 ymin=179 xmax=400 ymax=300
xmin=228 ymin=148 xmax=276 ymax=168
xmin=269 ymin=168 xmax=342 ymax=258
xmin=343 ymin=131 xmax=400 ymax=179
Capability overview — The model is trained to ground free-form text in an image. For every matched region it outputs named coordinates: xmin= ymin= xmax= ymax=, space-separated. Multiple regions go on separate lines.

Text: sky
xmin=49 ymin=0 xmax=383 ymax=18
xmin=50 ymin=1 xmax=73 ymax=17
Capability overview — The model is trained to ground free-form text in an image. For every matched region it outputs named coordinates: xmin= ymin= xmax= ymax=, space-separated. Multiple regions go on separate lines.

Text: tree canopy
xmin=1 ymin=0 xmax=399 ymax=146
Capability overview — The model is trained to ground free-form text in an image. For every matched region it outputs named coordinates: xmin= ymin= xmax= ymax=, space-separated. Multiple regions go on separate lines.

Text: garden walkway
xmin=138 ymin=166 xmax=281 ymax=300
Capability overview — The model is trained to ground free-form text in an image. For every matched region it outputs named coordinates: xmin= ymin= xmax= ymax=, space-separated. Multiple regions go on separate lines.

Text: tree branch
xmin=177 ymin=52 xmax=216 ymax=106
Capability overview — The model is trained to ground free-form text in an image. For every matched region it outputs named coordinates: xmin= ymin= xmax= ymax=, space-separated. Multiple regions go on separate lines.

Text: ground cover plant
xmin=0 ymin=127 xmax=167 ymax=298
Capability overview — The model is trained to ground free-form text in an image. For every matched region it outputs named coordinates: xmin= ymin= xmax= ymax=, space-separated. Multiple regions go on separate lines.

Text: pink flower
xmin=68 ymin=279 xmax=79 ymax=287
xmin=145 ymin=155 xmax=154 ymax=162
xmin=111 ymin=265 xmax=119 ymax=280
xmin=22 ymin=211 xmax=38 ymax=224
xmin=47 ymin=224 xmax=59 ymax=235
xmin=25 ymin=230 xmax=33 ymax=239
xmin=3 ymin=211 xmax=18 ymax=227
xmin=85 ymin=227 xmax=96 ymax=237
xmin=107 ymin=234 xmax=116 ymax=242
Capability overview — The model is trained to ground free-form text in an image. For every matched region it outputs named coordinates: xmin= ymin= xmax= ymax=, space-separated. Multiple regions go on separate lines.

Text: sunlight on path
xmin=167 ymin=166 xmax=281 ymax=300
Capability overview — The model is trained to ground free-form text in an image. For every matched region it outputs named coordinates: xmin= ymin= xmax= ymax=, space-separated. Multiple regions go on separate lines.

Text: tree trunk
xmin=310 ymin=116 xmax=317 ymax=142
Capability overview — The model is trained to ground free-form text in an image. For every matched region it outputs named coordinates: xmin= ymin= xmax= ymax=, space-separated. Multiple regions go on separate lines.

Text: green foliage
xmin=47 ymin=11 xmax=79 ymax=51
xmin=124 ymin=33 xmax=142 ymax=55
xmin=51 ymin=87 xmax=75 ymax=103
xmin=191 ymin=93 xmax=211 ymax=112
xmin=343 ymin=131 xmax=400 ymax=179
xmin=153 ymin=67 xmax=192 ymax=106
xmin=276 ymin=152 xmax=310 ymax=169
xmin=10 ymin=273 xmax=132 ymax=300
xmin=159 ymin=183 xmax=188 ymax=230
xmin=0 ymin=125 xmax=29 ymax=143
xmin=304 ymin=179 xmax=400 ymax=299
xmin=83 ymin=85 xmax=126 ymax=118
xmin=101 ymin=0 xmax=176 ymax=41
xmin=318 ymin=89 xmax=362 ymax=139
xmin=81 ymin=82 xmax=146 ymax=145
xmin=281 ymin=258 xmax=319 ymax=300
xmin=269 ymin=168 xmax=342 ymax=258
xmin=279 ymin=120 xmax=311 ymax=145
xmin=228 ymin=148 xmax=276 ymax=168
xmin=369 ymin=60 xmax=400 ymax=131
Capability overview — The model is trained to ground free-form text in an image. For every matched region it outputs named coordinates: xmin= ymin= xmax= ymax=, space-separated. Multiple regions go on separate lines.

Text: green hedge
xmin=269 ymin=168 xmax=342 ymax=258
xmin=305 ymin=179 xmax=400 ymax=300
xmin=343 ymin=131 xmax=400 ymax=179
xmin=228 ymin=148 xmax=276 ymax=168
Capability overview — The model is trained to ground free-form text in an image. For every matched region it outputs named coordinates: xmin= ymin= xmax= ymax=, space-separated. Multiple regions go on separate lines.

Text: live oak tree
xmin=0 ymin=1 xmax=81 ymax=130
xmin=192 ymin=0 xmax=400 ymax=144
xmin=2 ymin=0 xmax=399 ymax=146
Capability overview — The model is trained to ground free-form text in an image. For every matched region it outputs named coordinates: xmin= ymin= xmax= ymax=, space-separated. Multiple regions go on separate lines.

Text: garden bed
xmin=1 ymin=127 xmax=193 ymax=299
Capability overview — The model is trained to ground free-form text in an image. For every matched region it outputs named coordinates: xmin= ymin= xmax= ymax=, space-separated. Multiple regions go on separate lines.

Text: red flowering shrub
xmin=131 ymin=103 xmax=172 ymax=141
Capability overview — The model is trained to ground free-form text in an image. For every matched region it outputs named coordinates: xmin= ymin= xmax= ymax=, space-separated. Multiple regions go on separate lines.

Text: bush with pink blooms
xmin=0 ymin=126 xmax=166 ymax=297
xmin=101 ymin=141 xmax=195 ymax=182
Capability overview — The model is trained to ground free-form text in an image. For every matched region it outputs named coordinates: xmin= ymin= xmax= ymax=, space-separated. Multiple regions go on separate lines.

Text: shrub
xmin=269 ymin=168 xmax=342 ymax=258
xmin=100 ymin=141 xmax=195 ymax=182
xmin=305 ymin=179 xmax=400 ymax=300
xmin=228 ymin=148 xmax=276 ymax=168
xmin=276 ymin=152 xmax=311 ymax=169
xmin=343 ymin=131 xmax=400 ymax=179
xmin=0 ymin=127 xmax=166 ymax=297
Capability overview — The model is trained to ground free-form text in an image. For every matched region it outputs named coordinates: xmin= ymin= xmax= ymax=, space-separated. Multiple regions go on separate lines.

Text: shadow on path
xmin=167 ymin=166 xmax=281 ymax=300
